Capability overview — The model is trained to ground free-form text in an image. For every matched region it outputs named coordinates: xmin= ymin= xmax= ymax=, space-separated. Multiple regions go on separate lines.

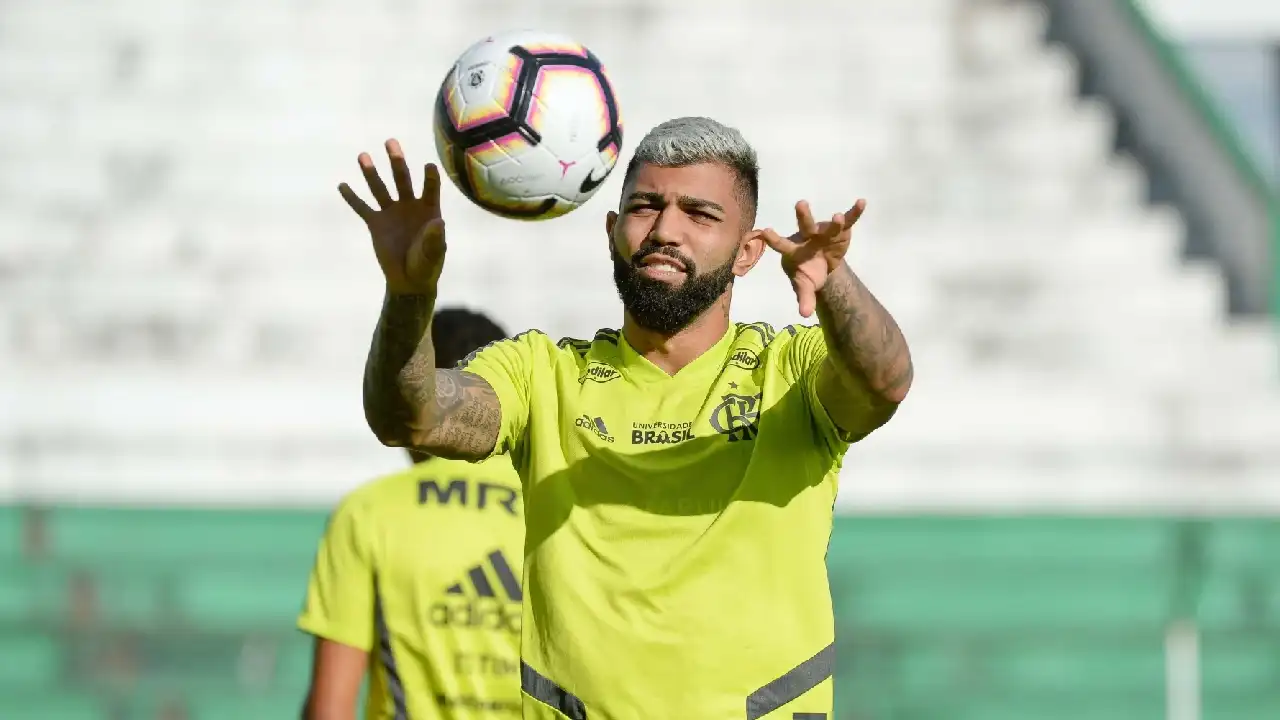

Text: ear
xmin=732 ymin=230 xmax=767 ymax=277
xmin=606 ymin=210 xmax=618 ymax=240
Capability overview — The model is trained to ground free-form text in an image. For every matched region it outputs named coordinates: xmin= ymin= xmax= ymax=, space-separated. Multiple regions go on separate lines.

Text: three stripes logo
xmin=574 ymin=414 xmax=614 ymax=443
xmin=429 ymin=550 xmax=522 ymax=635
xmin=445 ymin=550 xmax=521 ymax=601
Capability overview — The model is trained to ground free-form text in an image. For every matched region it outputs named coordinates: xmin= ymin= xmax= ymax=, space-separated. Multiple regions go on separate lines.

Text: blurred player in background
xmin=298 ymin=308 xmax=524 ymax=720
xmin=345 ymin=117 xmax=913 ymax=718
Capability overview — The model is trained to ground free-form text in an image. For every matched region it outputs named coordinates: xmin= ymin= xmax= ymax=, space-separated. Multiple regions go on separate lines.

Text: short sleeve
xmin=296 ymin=497 xmax=376 ymax=651
xmin=778 ymin=325 xmax=858 ymax=457
xmin=458 ymin=330 xmax=543 ymax=461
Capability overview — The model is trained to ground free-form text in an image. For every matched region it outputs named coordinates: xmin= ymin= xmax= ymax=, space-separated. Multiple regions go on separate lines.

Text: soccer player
xmin=298 ymin=308 xmax=524 ymax=720
xmin=341 ymin=117 xmax=913 ymax=718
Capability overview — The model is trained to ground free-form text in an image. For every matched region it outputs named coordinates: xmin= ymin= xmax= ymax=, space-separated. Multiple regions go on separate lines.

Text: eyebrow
xmin=627 ymin=191 xmax=725 ymax=215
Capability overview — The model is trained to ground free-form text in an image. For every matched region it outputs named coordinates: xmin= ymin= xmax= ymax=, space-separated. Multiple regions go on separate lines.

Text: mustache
xmin=630 ymin=243 xmax=694 ymax=271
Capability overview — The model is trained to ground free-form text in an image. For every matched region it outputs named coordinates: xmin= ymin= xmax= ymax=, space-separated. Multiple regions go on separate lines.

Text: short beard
xmin=611 ymin=242 xmax=735 ymax=335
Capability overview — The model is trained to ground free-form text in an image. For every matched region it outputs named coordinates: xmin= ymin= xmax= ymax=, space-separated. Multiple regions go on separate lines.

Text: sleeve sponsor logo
xmin=727 ymin=348 xmax=761 ymax=370
xmin=579 ymin=362 xmax=621 ymax=384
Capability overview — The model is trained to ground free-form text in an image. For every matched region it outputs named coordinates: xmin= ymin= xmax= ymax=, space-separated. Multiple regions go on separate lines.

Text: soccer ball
xmin=433 ymin=31 xmax=624 ymax=221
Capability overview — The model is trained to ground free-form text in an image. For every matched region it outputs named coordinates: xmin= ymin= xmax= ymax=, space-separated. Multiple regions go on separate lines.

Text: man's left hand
xmin=758 ymin=199 xmax=866 ymax=318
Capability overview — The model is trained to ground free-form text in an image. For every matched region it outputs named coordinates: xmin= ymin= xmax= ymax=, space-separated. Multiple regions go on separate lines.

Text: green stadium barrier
xmin=887 ymin=640 xmax=1165 ymax=694
xmin=0 ymin=562 xmax=168 ymax=627
xmin=2 ymin=508 xmax=1278 ymax=720
xmin=0 ymin=688 xmax=305 ymax=720
xmin=114 ymin=631 xmax=301 ymax=693
xmin=1203 ymin=519 xmax=1280 ymax=572
xmin=829 ymin=518 xmax=1178 ymax=640
xmin=190 ymin=693 xmax=303 ymax=720
xmin=0 ymin=563 xmax=56 ymax=623
xmin=981 ymin=641 xmax=1166 ymax=693
xmin=175 ymin=565 xmax=312 ymax=631
xmin=0 ymin=506 xmax=21 ymax=559
xmin=1196 ymin=521 xmax=1280 ymax=633
xmin=878 ymin=696 xmax=1163 ymax=720
xmin=1200 ymin=697 xmax=1280 ymax=720
xmin=277 ymin=634 xmax=315 ymax=687
xmin=0 ymin=630 xmax=64 ymax=687
xmin=0 ymin=692 xmax=101 ymax=720
xmin=40 ymin=507 xmax=325 ymax=565
xmin=1201 ymin=635 xmax=1280 ymax=694
xmin=829 ymin=517 xmax=1176 ymax=567
xmin=834 ymin=567 xmax=1173 ymax=635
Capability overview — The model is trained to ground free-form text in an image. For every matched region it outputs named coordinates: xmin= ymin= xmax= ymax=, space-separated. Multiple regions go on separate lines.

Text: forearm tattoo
xmin=426 ymin=369 xmax=502 ymax=460
xmin=364 ymin=293 xmax=500 ymax=459
xmin=365 ymin=292 xmax=434 ymax=441
xmin=815 ymin=263 xmax=914 ymax=402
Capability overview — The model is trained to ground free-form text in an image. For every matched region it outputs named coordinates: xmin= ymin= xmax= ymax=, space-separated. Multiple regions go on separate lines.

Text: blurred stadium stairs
xmin=0 ymin=0 xmax=1277 ymax=718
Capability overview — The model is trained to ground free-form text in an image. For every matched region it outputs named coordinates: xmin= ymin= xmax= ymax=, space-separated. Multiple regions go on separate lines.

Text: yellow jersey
xmin=462 ymin=323 xmax=853 ymax=719
xmin=298 ymin=456 xmax=525 ymax=718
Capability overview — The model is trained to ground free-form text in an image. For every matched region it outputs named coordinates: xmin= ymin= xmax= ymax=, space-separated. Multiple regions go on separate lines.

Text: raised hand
xmin=757 ymin=199 xmax=866 ymax=318
xmin=339 ymin=139 xmax=446 ymax=296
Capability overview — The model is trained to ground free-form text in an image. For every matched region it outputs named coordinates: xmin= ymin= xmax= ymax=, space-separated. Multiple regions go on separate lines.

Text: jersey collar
xmin=616 ymin=324 xmax=736 ymax=384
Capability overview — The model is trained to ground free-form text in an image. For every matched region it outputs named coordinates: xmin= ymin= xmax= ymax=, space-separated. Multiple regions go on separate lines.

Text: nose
xmin=647 ymin=206 xmax=682 ymax=246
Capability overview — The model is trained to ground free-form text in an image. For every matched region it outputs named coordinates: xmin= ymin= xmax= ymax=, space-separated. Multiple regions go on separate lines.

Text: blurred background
xmin=1 ymin=0 xmax=1278 ymax=717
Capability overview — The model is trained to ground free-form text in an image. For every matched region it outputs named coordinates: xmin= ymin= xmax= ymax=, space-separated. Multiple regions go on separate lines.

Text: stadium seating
xmin=0 ymin=0 xmax=1277 ymax=718
xmin=0 ymin=0 xmax=1276 ymax=508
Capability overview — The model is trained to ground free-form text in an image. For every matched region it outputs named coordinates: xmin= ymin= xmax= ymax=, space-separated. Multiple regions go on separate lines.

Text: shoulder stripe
xmin=735 ymin=321 xmax=777 ymax=346
xmin=459 ymin=329 xmax=547 ymax=368
xmin=593 ymin=328 xmax=620 ymax=345
xmin=557 ymin=336 xmax=593 ymax=359
xmin=762 ymin=323 xmax=814 ymax=350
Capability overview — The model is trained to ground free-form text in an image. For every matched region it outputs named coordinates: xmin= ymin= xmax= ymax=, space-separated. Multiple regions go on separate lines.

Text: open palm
xmin=759 ymin=199 xmax=866 ymax=317
xmin=339 ymin=139 xmax=447 ymax=295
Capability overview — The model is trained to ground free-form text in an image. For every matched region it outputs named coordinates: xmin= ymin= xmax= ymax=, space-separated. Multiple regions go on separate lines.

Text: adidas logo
xmin=430 ymin=550 xmax=522 ymax=635
xmin=574 ymin=414 xmax=614 ymax=443
xmin=445 ymin=550 xmax=522 ymax=601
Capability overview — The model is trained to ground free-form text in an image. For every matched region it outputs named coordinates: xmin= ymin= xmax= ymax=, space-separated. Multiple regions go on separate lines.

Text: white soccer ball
xmin=433 ymin=30 xmax=625 ymax=221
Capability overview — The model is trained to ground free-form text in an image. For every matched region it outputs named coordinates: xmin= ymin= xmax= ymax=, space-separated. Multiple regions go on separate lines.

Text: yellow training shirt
xmin=298 ymin=456 xmax=525 ymax=718
xmin=462 ymin=323 xmax=853 ymax=720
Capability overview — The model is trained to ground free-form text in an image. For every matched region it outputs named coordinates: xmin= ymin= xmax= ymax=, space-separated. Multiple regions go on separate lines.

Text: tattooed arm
xmin=363 ymin=293 xmax=502 ymax=461
xmin=813 ymin=262 xmax=914 ymax=441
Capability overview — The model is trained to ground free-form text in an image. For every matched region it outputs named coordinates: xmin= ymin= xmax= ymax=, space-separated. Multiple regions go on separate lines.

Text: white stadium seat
xmin=0 ymin=0 xmax=1276 ymax=509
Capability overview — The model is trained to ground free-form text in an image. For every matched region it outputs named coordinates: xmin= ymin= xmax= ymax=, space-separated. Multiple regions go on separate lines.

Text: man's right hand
xmin=339 ymin=139 xmax=446 ymax=296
